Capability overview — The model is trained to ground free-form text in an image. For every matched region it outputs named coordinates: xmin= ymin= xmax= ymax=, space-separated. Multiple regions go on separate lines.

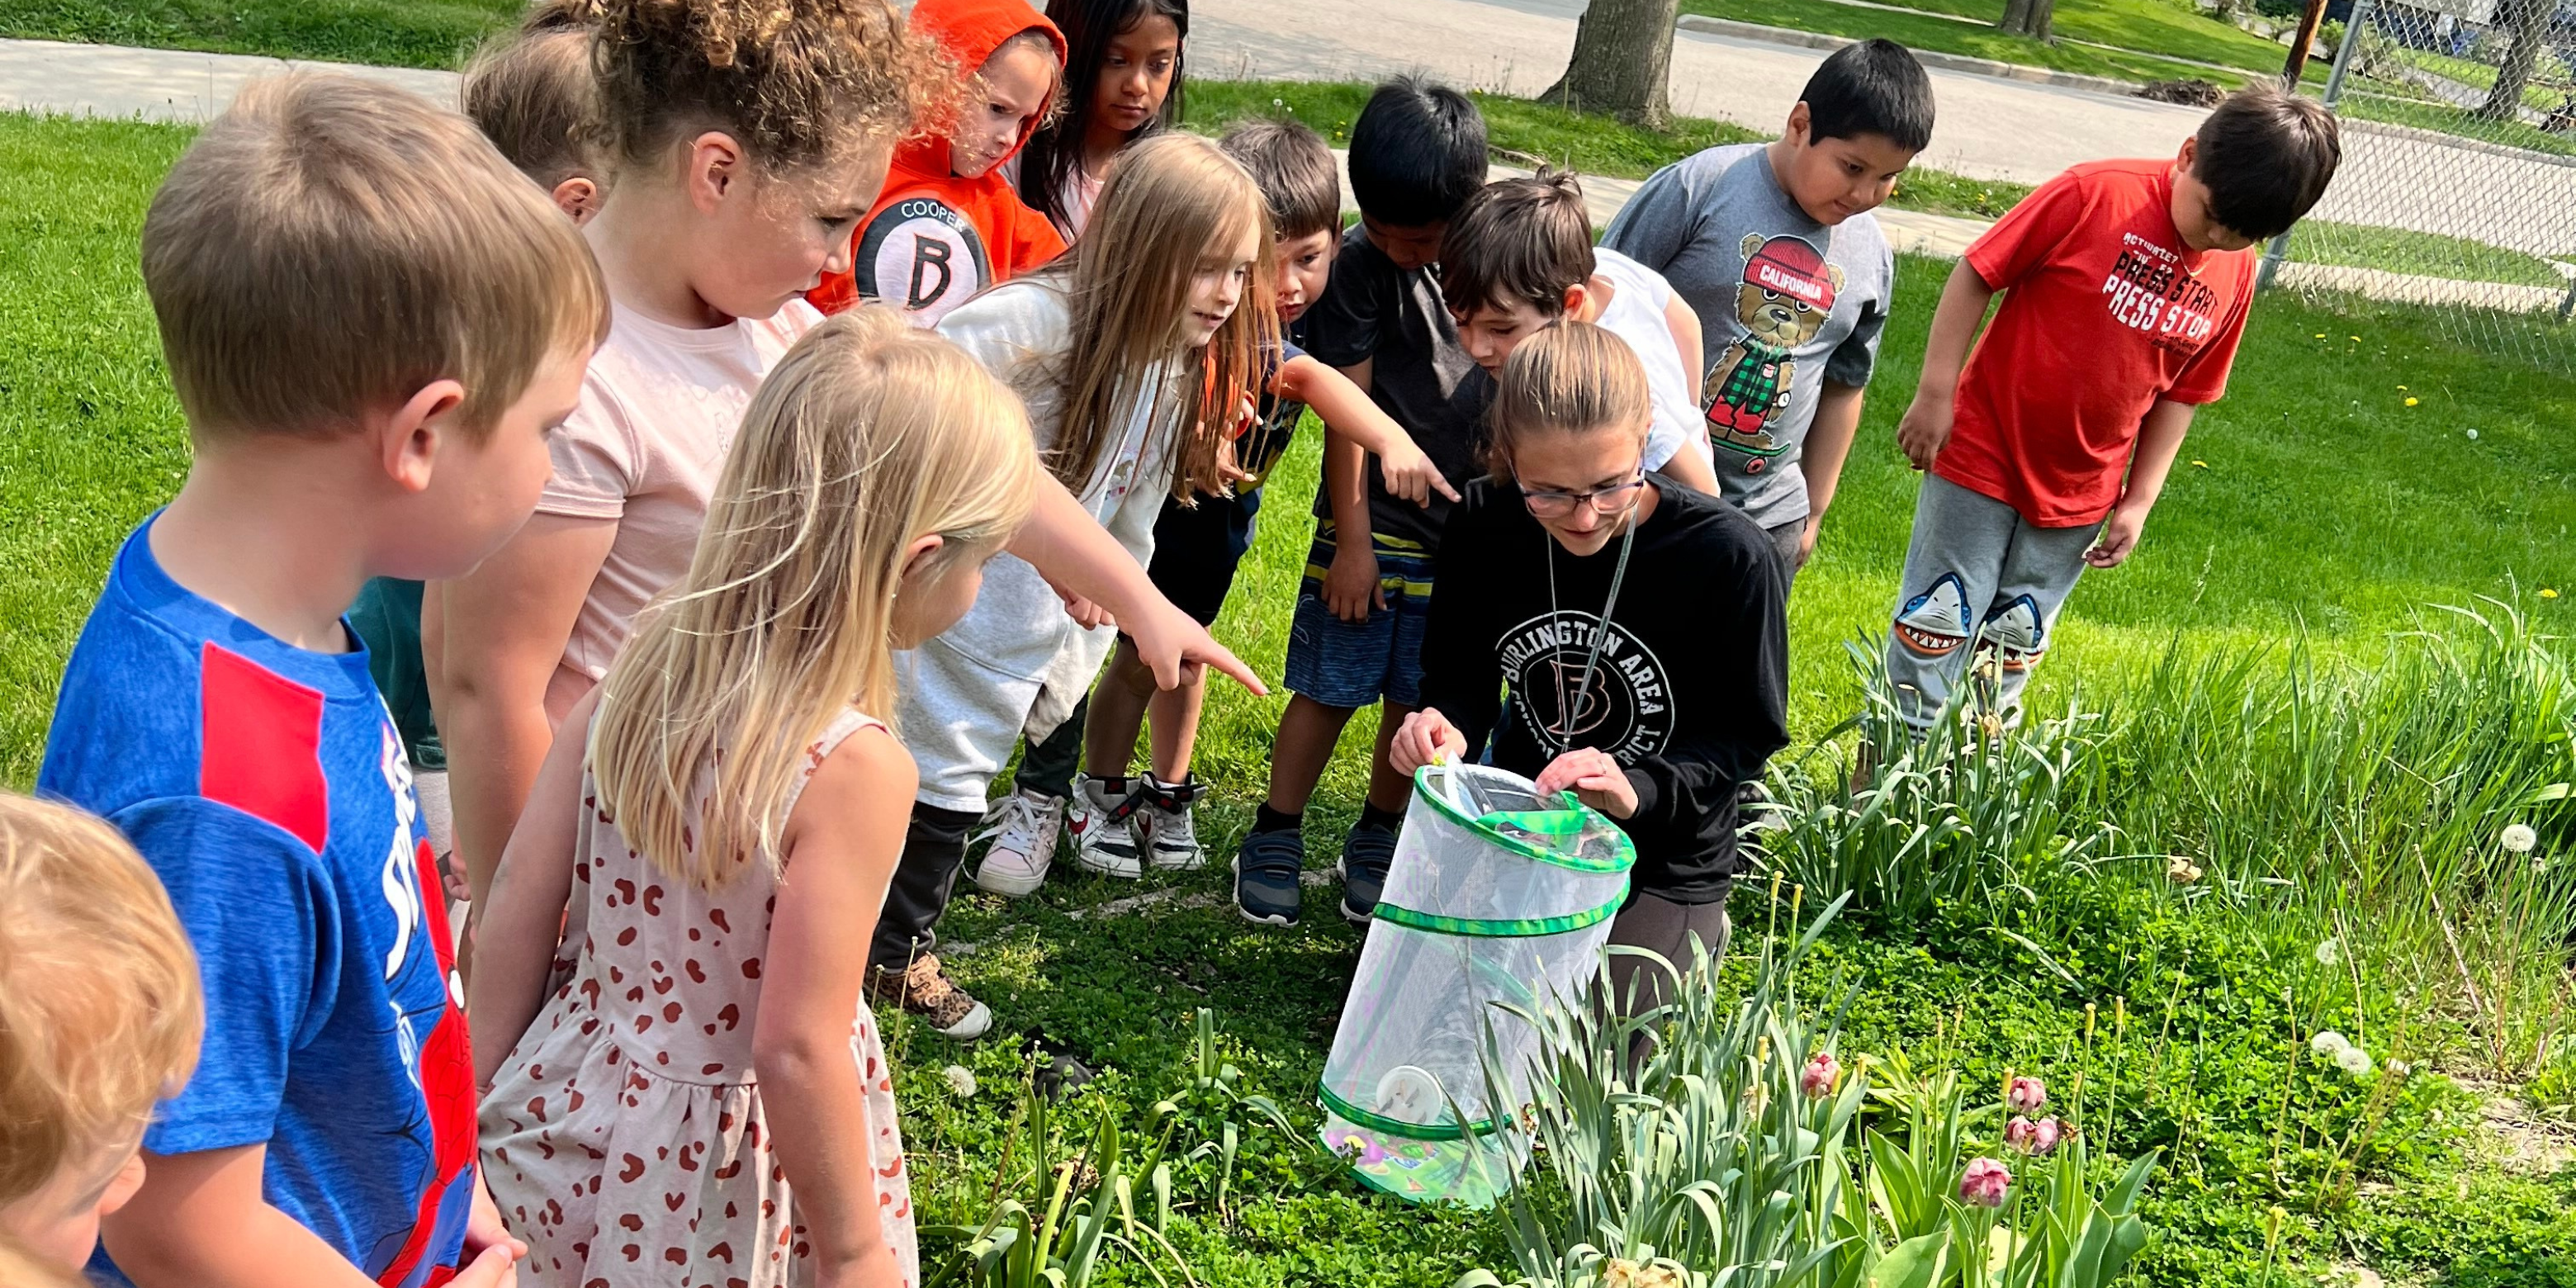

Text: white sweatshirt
xmin=897 ymin=278 xmax=1183 ymax=811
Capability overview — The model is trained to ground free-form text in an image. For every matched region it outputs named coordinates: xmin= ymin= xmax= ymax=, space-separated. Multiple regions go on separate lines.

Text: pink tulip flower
xmin=2005 ymin=1074 xmax=2047 ymax=1114
xmin=1800 ymin=1053 xmax=1840 ymax=1099
xmin=1958 ymin=1158 xmax=2013 ymax=1208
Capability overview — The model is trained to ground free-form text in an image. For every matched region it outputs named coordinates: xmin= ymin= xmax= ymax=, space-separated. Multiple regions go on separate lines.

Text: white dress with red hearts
xmin=480 ymin=708 xmax=915 ymax=1288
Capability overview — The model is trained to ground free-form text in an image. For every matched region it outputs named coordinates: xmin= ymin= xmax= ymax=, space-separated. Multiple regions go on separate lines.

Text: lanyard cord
xmin=1538 ymin=502 xmax=1641 ymax=760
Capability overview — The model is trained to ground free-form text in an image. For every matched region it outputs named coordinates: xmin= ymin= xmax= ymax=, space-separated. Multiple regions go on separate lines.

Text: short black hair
xmin=2192 ymin=86 xmax=2341 ymax=240
xmin=1346 ymin=75 xmax=1487 ymax=228
xmin=1439 ymin=170 xmax=1593 ymax=318
xmin=1798 ymin=39 xmax=1934 ymax=153
xmin=1220 ymin=117 xmax=1341 ymax=240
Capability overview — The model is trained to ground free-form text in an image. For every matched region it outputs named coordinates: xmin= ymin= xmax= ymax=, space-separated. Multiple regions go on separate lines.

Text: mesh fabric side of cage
xmin=1318 ymin=763 xmax=1634 ymax=1206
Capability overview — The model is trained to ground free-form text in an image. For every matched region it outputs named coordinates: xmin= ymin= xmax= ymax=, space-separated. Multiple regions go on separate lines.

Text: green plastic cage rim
xmin=1316 ymin=1081 xmax=1499 ymax=1141
xmin=1409 ymin=763 xmax=1638 ymax=874
xmin=1370 ymin=883 xmax=1629 ymax=937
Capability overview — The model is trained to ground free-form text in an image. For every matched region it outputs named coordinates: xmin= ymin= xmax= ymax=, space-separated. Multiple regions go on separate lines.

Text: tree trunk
xmin=2478 ymin=0 xmax=2551 ymax=122
xmin=1997 ymin=0 xmax=2054 ymax=40
xmin=1542 ymin=0 xmax=1682 ymax=128
xmin=2280 ymin=0 xmax=2329 ymax=86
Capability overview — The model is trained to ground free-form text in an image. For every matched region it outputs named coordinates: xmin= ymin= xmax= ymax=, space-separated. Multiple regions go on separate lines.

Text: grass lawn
xmin=1838 ymin=0 xmax=2300 ymax=75
xmin=0 ymin=0 xmax=516 ymax=67
xmin=1196 ymin=80 xmax=2569 ymax=291
xmin=2390 ymin=44 xmax=2572 ymax=116
xmin=9 ymin=109 xmax=2576 ymax=1286
xmin=2291 ymin=220 xmax=2574 ymax=289
xmin=2339 ymin=87 xmax=2576 ymax=158
xmin=1681 ymin=0 xmax=2325 ymax=88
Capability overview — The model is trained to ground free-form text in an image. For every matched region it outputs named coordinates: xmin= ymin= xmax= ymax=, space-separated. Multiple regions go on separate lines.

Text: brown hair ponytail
xmin=1486 ymin=321 xmax=1651 ymax=483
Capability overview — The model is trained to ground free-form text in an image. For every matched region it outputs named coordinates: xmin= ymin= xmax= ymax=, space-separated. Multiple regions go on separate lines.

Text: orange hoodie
xmin=807 ymin=0 xmax=1068 ymax=322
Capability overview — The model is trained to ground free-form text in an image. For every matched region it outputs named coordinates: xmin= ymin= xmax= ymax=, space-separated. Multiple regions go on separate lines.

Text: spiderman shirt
xmin=43 ymin=516 xmax=477 ymax=1287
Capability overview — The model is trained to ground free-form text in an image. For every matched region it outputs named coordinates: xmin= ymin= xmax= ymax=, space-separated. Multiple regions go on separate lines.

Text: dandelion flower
xmin=2190 ymin=459 xmax=2209 ymax=469
xmin=2544 ymin=589 xmax=2561 ymax=599
xmin=2314 ymin=937 xmax=2342 ymax=967
xmin=2467 ymin=429 xmax=2479 ymax=440
xmin=2310 ymin=1030 xmax=2351 ymax=1057
xmin=2335 ymin=1044 xmax=2375 ymax=1077
xmin=2349 ymin=335 xmax=2362 ymax=343
xmin=942 ymin=1064 xmax=978 ymax=1098
xmin=2404 ymin=397 xmax=2419 ymax=407
xmin=2397 ymin=385 xmax=2408 ymax=391
xmin=2503 ymin=823 xmax=2538 ymax=853
xmin=2314 ymin=333 xmax=2327 ymax=339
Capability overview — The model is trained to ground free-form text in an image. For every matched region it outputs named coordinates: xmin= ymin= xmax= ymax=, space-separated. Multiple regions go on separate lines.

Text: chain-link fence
xmin=2261 ymin=0 xmax=2576 ymax=367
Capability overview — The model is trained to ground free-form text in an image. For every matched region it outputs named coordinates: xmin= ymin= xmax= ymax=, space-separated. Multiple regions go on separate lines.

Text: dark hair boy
xmin=1603 ymin=37 xmax=1930 ymax=585
xmin=1232 ymin=76 xmax=1489 ymax=929
xmin=1883 ymin=85 xmax=2339 ymax=731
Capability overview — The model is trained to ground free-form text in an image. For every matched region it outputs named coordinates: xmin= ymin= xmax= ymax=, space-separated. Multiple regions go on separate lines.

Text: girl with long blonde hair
xmin=864 ymin=131 xmax=1273 ymax=1034
xmin=469 ymin=310 xmax=1043 ymax=1288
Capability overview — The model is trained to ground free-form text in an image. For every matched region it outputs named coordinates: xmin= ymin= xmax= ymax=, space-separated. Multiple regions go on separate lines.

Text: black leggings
xmin=869 ymin=803 xmax=983 ymax=973
xmin=871 ymin=698 xmax=1092 ymax=973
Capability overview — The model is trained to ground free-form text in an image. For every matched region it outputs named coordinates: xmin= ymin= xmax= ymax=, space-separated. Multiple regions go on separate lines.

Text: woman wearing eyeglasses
xmin=1389 ymin=323 xmax=1788 ymax=1015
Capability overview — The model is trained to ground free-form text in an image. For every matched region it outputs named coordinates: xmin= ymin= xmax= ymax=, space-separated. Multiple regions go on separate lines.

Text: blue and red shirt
xmin=41 ymin=517 xmax=477 ymax=1286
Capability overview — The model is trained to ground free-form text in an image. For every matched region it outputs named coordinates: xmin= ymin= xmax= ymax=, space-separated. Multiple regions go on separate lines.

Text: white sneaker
xmin=1140 ymin=776 xmax=1206 ymax=871
xmin=1068 ymin=775 xmax=1147 ymax=878
xmin=972 ymin=786 xmax=1063 ymax=897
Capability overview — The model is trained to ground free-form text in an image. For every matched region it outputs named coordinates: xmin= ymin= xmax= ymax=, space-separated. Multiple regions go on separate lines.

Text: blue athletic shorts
xmin=1282 ymin=519 xmax=1435 ymax=709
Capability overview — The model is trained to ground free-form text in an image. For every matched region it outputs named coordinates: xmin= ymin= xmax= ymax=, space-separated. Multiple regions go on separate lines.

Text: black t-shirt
xmin=1300 ymin=224 xmax=1490 ymax=551
xmin=1417 ymin=476 xmax=1791 ymax=903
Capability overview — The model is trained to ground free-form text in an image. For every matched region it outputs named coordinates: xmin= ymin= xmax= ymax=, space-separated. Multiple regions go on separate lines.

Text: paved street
xmin=4 ymin=0 xmax=2569 ymax=258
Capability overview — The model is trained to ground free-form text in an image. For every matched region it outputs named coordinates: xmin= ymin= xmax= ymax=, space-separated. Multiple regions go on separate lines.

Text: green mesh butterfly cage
xmin=1318 ymin=761 xmax=1635 ymax=1206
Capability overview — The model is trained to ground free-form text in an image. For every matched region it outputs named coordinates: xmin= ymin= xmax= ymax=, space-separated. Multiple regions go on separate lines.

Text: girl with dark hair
xmin=1013 ymin=0 xmax=1186 ymax=239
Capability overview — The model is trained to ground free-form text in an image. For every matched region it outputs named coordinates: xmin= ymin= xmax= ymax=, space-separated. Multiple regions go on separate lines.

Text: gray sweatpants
xmin=1605 ymin=894 xmax=1731 ymax=1020
xmin=1882 ymin=476 xmax=2095 ymax=730
xmin=1763 ymin=519 xmax=1805 ymax=593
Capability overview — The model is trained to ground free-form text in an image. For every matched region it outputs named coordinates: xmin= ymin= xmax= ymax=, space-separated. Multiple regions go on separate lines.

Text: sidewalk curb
xmin=1674 ymin=14 xmax=2150 ymax=98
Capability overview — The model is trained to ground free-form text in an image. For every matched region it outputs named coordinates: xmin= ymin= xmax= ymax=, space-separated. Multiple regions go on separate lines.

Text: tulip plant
xmin=1452 ymin=897 xmax=2164 ymax=1288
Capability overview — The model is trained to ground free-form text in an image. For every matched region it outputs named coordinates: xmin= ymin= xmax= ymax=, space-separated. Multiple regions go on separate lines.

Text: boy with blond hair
xmin=37 ymin=73 xmax=608 ymax=1288
xmin=352 ymin=0 xmax=605 ymax=910
xmin=0 ymin=793 xmax=201 ymax=1275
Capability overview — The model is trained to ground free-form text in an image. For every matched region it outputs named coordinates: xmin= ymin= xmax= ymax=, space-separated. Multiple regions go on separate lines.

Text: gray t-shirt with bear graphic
xmin=1603 ymin=142 xmax=1893 ymax=531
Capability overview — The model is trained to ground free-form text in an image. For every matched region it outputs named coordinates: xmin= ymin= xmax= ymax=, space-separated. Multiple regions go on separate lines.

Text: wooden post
xmin=2281 ymin=0 xmax=2331 ymax=87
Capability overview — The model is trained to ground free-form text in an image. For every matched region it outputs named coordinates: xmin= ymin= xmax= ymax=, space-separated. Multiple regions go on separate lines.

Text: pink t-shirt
xmin=539 ymin=300 xmax=822 ymax=681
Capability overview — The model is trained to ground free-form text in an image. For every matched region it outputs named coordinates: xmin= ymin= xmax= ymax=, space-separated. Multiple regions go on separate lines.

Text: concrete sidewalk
xmin=0 ymin=36 xmax=452 ymax=121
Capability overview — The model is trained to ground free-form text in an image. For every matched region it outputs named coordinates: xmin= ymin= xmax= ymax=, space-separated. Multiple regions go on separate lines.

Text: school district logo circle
xmin=856 ymin=197 xmax=993 ymax=324
xmin=1497 ymin=611 xmax=1674 ymax=760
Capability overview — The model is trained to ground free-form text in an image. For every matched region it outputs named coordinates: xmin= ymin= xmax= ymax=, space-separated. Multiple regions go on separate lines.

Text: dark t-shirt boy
xmin=1287 ymin=222 xmax=1489 ymax=710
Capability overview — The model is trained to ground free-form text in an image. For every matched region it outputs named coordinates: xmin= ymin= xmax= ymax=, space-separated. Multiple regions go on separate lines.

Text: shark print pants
xmin=1882 ymin=476 xmax=2097 ymax=730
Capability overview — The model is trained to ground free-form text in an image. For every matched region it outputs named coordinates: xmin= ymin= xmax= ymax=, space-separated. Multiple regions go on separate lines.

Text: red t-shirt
xmin=1936 ymin=159 xmax=2254 ymax=528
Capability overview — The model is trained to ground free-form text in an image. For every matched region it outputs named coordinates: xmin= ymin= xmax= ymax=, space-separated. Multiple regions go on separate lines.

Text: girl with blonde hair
xmin=1389 ymin=323 xmax=1790 ymax=1017
xmin=469 ymin=309 xmax=1044 ymax=1288
xmin=869 ymin=131 xmax=1272 ymax=1031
